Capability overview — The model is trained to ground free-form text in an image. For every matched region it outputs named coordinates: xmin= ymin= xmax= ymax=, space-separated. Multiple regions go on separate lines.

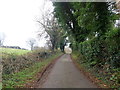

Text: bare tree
xmin=27 ymin=38 xmax=36 ymax=50
xmin=45 ymin=40 xmax=52 ymax=50
xmin=37 ymin=13 xmax=62 ymax=51
xmin=36 ymin=0 xmax=66 ymax=52
xmin=0 ymin=32 xmax=5 ymax=46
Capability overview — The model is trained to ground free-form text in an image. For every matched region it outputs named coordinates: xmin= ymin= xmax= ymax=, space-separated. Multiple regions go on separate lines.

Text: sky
xmin=0 ymin=0 xmax=54 ymax=50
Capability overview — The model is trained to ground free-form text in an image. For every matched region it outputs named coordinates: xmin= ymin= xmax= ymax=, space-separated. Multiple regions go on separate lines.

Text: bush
xmin=105 ymin=28 xmax=120 ymax=68
xmin=2 ymin=50 xmax=53 ymax=75
xmin=75 ymin=28 xmax=120 ymax=88
xmin=79 ymin=37 xmax=107 ymax=68
xmin=78 ymin=28 xmax=120 ymax=68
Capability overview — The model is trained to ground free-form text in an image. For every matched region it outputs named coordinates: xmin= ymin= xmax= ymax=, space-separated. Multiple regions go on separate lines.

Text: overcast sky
xmin=0 ymin=0 xmax=54 ymax=49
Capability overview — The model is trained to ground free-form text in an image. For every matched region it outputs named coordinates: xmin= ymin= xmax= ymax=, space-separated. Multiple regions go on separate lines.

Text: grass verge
xmin=0 ymin=82 xmax=2 ymax=89
xmin=2 ymin=52 xmax=63 ymax=88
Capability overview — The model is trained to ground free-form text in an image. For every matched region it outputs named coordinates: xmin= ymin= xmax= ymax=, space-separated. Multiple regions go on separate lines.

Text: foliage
xmin=2 ymin=52 xmax=62 ymax=88
xmin=53 ymin=2 xmax=116 ymax=43
xmin=75 ymin=28 xmax=120 ymax=88
xmin=53 ymin=2 xmax=84 ymax=43
xmin=37 ymin=11 xmax=66 ymax=52
xmin=105 ymin=28 xmax=120 ymax=68
xmin=71 ymin=52 xmax=120 ymax=88
xmin=53 ymin=2 xmax=119 ymax=88
xmin=79 ymin=28 xmax=120 ymax=68
xmin=0 ymin=83 xmax=1 ymax=89
xmin=2 ymin=48 xmax=53 ymax=75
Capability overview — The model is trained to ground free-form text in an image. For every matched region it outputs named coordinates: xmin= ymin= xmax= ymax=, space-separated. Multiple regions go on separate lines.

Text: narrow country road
xmin=41 ymin=54 xmax=97 ymax=88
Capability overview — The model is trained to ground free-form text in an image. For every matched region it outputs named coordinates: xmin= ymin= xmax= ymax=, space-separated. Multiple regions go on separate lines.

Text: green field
xmin=0 ymin=48 xmax=30 ymax=56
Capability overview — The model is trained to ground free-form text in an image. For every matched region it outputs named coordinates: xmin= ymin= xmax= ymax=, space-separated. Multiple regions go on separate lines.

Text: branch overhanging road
xmin=39 ymin=54 xmax=97 ymax=88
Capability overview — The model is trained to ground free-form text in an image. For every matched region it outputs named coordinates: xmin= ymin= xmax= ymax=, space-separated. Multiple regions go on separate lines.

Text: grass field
xmin=0 ymin=48 xmax=30 ymax=56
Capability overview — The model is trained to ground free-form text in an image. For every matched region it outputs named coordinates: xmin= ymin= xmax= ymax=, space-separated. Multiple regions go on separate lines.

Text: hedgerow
xmin=2 ymin=50 xmax=53 ymax=75
xmin=77 ymin=28 xmax=120 ymax=88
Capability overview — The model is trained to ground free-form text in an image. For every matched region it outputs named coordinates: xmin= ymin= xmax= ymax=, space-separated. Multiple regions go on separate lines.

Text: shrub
xmin=2 ymin=50 xmax=53 ymax=75
xmin=78 ymin=28 xmax=120 ymax=68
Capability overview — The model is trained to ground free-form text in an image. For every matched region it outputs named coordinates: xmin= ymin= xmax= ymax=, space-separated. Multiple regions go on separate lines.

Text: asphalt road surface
xmin=41 ymin=54 xmax=97 ymax=88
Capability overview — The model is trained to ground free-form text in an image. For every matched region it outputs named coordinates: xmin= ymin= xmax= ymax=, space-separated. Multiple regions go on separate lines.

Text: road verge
xmin=70 ymin=54 xmax=109 ymax=88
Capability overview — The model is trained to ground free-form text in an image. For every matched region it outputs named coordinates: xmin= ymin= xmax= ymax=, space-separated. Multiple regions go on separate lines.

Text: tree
xmin=0 ymin=32 xmax=5 ymax=46
xmin=37 ymin=9 xmax=66 ymax=52
xmin=27 ymin=38 xmax=36 ymax=50
xmin=53 ymin=2 xmax=116 ymax=50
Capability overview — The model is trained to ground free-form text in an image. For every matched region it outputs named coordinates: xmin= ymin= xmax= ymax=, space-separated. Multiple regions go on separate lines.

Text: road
xmin=40 ymin=54 xmax=97 ymax=88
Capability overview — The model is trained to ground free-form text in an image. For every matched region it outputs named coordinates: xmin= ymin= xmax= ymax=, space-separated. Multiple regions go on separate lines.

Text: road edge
xmin=70 ymin=54 xmax=106 ymax=88
xmin=24 ymin=53 xmax=64 ymax=88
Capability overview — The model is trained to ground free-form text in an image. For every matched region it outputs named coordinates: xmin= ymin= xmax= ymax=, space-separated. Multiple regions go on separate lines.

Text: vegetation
xmin=2 ymin=47 xmax=59 ymax=74
xmin=1 ymin=48 xmax=31 ymax=74
xmin=2 ymin=47 xmax=62 ymax=88
xmin=2 ymin=51 xmax=62 ymax=88
xmin=26 ymin=38 xmax=36 ymax=51
xmin=0 ymin=48 xmax=30 ymax=56
xmin=72 ymin=50 xmax=120 ymax=88
xmin=2 ymin=1 xmax=120 ymax=89
xmin=0 ymin=79 xmax=1 ymax=89
xmin=53 ymin=2 xmax=120 ymax=88
xmin=37 ymin=8 xmax=67 ymax=52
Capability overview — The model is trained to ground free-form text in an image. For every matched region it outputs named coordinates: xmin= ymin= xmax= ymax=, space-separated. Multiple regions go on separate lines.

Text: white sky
xmin=0 ymin=0 xmax=54 ymax=50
